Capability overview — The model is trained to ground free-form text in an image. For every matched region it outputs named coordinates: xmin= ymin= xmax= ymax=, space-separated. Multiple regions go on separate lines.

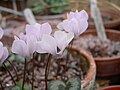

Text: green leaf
xmin=66 ymin=76 xmax=81 ymax=90
xmin=48 ymin=80 xmax=66 ymax=90
xmin=11 ymin=86 xmax=21 ymax=90
xmin=10 ymin=81 xmax=32 ymax=90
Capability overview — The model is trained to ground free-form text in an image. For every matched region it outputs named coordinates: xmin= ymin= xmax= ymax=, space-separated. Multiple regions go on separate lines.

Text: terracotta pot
xmin=80 ymin=29 xmax=120 ymax=77
xmin=71 ymin=47 xmax=96 ymax=90
xmin=88 ymin=8 xmax=120 ymax=29
xmin=101 ymin=85 xmax=120 ymax=90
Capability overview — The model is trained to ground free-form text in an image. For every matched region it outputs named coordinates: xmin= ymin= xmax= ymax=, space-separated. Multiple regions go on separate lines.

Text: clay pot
xmin=101 ymin=85 xmax=120 ymax=90
xmin=80 ymin=29 xmax=120 ymax=77
xmin=88 ymin=8 xmax=120 ymax=29
xmin=70 ymin=47 xmax=96 ymax=90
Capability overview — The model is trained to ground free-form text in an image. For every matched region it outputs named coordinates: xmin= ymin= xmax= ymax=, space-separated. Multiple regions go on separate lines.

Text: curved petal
xmin=79 ymin=10 xmax=88 ymax=20
xmin=57 ymin=22 xmax=64 ymax=30
xmin=40 ymin=22 xmax=52 ymax=35
xmin=54 ymin=31 xmax=74 ymax=55
xmin=36 ymin=41 xmax=48 ymax=54
xmin=67 ymin=12 xmax=75 ymax=20
xmin=70 ymin=18 xmax=80 ymax=36
xmin=62 ymin=20 xmax=73 ymax=33
xmin=54 ymin=31 xmax=67 ymax=50
xmin=0 ymin=42 xmax=4 ymax=60
xmin=26 ymin=35 xmax=37 ymax=57
xmin=62 ymin=18 xmax=79 ymax=37
xmin=36 ymin=35 xmax=57 ymax=55
xmin=78 ymin=19 xmax=88 ymax=35
xmin=0 ymin=47 xmax=8 ymax=64
xmin=0 ymin=27 xmax=4 ymax=39
xmin=57 ymin=32 xmax=74 ymax=55
xmin=25 ymin=23 xmax=41 ymax=35
xmin=11 ymin=40 xmax=27 ymax=57
xmin=18 ymin=33 xmax=27 ymax=41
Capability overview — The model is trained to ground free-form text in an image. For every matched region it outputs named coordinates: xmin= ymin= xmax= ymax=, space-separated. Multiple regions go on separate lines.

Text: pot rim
xmin=101 ymin=85 xmax=120 ymax=90
xmin=89 ymin=8 xmax=120 ymax=25
xmin=83 ymin=29 xmax=120 ymax=61
xmin=71 ymin=46 xmax=96 ymax=88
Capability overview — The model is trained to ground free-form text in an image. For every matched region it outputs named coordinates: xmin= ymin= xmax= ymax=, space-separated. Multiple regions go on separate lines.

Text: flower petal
xmin=0 ymin=42 xmax=4 ymax=61
xmin=36 ymin=35 xmax=57 ymax=55
xmin=26 ymin=35 xmax=37 ymax=57
xmin=0 ymin=47 xmax=8 ymax=64
xmin=11 ymin=40 xmax=28 ymax=57
xmin=57 ymin=22 xmax=64 ymax=30
xmin=78 ymin=19 xmax=88 ymax=35
xmin=67 ymin=11 xmax=75 ymax=20
xmin=25 ymin=23 xmax=41 ymax=35
xmin=54 ymin=31 xmax=67 ymax=50
xmin=54 ymin=31 xmax=74 ymax=55
xmin=62 ymin=20 xmax=73 ymax=33
xmin=40 ymin=22 xmax=52 ymax=35
xmin=79 ymin=10 xmax=88 ymax=20
xmin=0 ymin=27 xmax=4 ymax=39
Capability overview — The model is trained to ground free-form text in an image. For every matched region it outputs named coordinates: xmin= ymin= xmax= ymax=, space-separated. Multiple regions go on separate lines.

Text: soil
xmin=74 ymin=35 xmax=120 ymax=57
xmin=0 ymin=49 xmax=89 ymax=90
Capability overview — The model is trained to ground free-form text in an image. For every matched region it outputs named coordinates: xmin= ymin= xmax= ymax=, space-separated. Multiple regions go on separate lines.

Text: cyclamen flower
xmin=0 ymin=28 xmax=8 ymax=64
xmin=57 ymin=10 xmax=88 ymax=37
xmin=0 ymin=42 xmax=9 ymax=64
xmin=36 ymin=31 xmax=74 ymax=55
xmin=12 ymin=34 xmax=37 ymax=58
xmin=25 ymin=23 xmax=52 ymax=40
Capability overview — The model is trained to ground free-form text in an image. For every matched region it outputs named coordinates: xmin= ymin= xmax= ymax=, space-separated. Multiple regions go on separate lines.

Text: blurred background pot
xmin=101 ymin=85 xmax=120 ymax=90
xmin=88 ymin=8 xmax=120 ymax=29
xmin=74 ymin=29 xmax=120 ymax=77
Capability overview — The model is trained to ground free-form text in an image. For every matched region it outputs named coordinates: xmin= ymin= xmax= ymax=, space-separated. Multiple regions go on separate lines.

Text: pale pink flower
xmin=25 ymin=23 xmax=52 ymax=40
xmin=54 ymin=31 xmax=74 ymax=54
xmin=12 ymin=35 xmax=37 ymax=58
xmin=57 ymin=10 xmax=88 ymax=37
xmin=0 ymin=42 xmax=8 ymax=64
xmin=36 ymin=31 xmax=74 ymax=55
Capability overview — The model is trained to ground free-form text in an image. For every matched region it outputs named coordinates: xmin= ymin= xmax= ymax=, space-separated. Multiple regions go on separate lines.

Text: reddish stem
xmin=22 ymin=58 xmax=27 ymax=90
xmin=7 ymin=60 xmax=19 ymax=81
xmin=32 ymin=54 xmax=36 ymax=90
xmin=45 ymin=54 xmax=52 ymax=90
xmin=65 ymin=40 xmax=74 ymax=70
xmin=3 ymin=63 xmax=16 ymax=85
xmin=0 ymin=81 xmax=4 ymax=90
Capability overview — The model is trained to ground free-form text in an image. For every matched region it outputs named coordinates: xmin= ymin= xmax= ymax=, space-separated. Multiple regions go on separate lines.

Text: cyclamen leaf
xmin=11 ymin=86 xmax=21 ymax=90
xmin=48 ymin=80 xmax=66 ymax=90
xmin=66 ymin=76 xmax=81 ymax=90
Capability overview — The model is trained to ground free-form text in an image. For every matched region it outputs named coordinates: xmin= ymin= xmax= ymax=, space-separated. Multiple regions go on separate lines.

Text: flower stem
xmin=0 ymin=81 xmax=4 ymax=90
xmin=32 ymin=54 xmax=36 ymax=90
xmin=7 ymin=60 xmax=19 ymax=81
xmin=3 ymin=63 xmax=16 ymax=85
xmin=45 ymin=54 xmax=52 ymax=90
xmin=65 ymin=40 xmax=74 ymax=71
xmin=22 ymin=58 xmax=27 ymax=90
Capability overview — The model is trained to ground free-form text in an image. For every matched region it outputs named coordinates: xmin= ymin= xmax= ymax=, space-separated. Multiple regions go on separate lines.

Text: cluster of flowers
xmin=0 ymin=9 xmax=88 ymax=67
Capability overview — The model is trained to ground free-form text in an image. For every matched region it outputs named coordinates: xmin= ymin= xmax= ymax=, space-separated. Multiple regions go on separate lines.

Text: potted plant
xmin=0 ymin=10 xmax=96 ymax=90
xmin=73 ymin=29 xmax=120 ymax=77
